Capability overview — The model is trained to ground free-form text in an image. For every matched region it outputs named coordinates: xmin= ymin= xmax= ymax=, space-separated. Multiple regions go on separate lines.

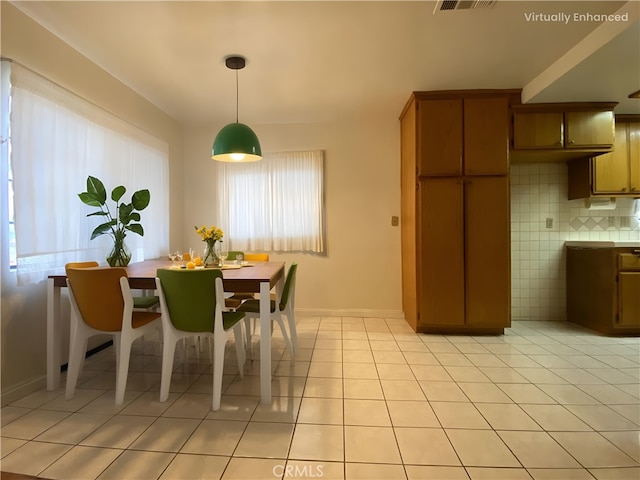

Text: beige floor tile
xmin=251 ymin=395 xmax=301 ymax=423
xmin=205 ymin=395 xmax=259 ymax=421
xmin=386 ymin=400 xmax=440 ymax=427
xmin=474 ymin=403 xmax=542 ymax=431
xmin=411 ymin=365 xmax=454 ymax=381
xmin=161 ymin=392 xmax=216 ymax=418
xmin=342 ymin=340 xmax=370 ymax=351
xmin=345 ymin=462 xmax=406 ymax=479
xmin=34 ymin=412 xmax=111 ymax=445
xmin=98 ymin=450 xmax=175 ymax=479
xmin=298 ymin=397 xmax=343 ymax=424
xmin=161 ymin=453 xmax=229 ymax=479
xmin=600 ymin=431 xmax=640 ymax=463
xmin=397 ymin=341 xmax=430 ymax=353
xmin=495 ymin=384 xmax=556 ymax=404
xmin=457 ymin=383 xmax=513 ymax=403
xmin=564 ymin=404 xmax=640 ymax=431
xmin=1 ymin=437 xmax=27 ymax=458
xmin=394 ymin=427 xmax=460 ymax=466
xmin=420 ymin=381 xmax=468 ymax=402
xmin=289 ymin=424 xmax=344 ymax=461
xmin=181 ymin=419 xmax=247 ymax=456
xmin=381 ymin=379 xmax=426 ymax=401
xmin=377 ymin=363 xmax=415 ymax=380
xmin=41 ymin=388 xmax=108 ymax=412
xmin=79 ymin=414 xmax=156 ymax=449
xmin=405 ymin=465 xmax=469 ymax=480
xmin=1 ymin=409 xmax=71 ymax=440
xmin=39 ymin=445 xmax=122 ymax=480
xmin=370 ymin=340 xmax=400 ymax=352
xmin=285 ymin=460 xmax=344 ymax=480
xmin=312 ymin=349 xmax=343 ymax=362
xmin=342 ymin=350 xmax=374 ymax=363
xmin=550 ymin=368 xmax=607 ymax=385
xmin=343 ymin=362 xmax=379 ymax=379
xmin=444 ymin=366 xmax=492 ymax=383
xmin=303 ymin=377 xmax=344 ymax=398
xmin=234 ymin=421 xmax=294 ymax=458
xmin=466 ymin=467 xmax=533 ymax=479
xmin=514 ymin=368 xmax=568 ymax=384
xmin=403 ymin=351 xmax=440 ymax=365
xmin=446 ymin=429 xmax=520 ymax=467
xmin=477 ymin=367 xmax=530 ymax=383
xmin=431 ymin=402 xmax=490 ymax=429
xmin=0 ymin=441 xmax=72 ymax=477
xmin=119 ymin=390 xmax=178 ymax=416
xmin=609 ymin=404 xmax=640 ymax=424
xmin=497 ymin=431 xmax=581 ymax=468
xmin=550 ymin=432 xmax=638 ymax=468
xmin=527 ymin=468 xmax=595 ymax=480
xmin=519 ymin=404 xmax=592 ymax=431
xmin=220 ymin=457 xmax=284 ymax=479
xmin=129 ymin=417 xmax=200 ymax=452
xmin=343 ymin=379 xmax=384 ymax=400
xmin=9 ymin=388 xmax=67 ymax=410
xmin=588 ymin=467 xmax=640 ymax=480
xmin=0 ymin=406 xmax=31 ymax=428
xmin=344 ymin=399 xmax=391 ymax=426
xmin=435 ymin=353 xmax=473 ymax=366
xmin=308 ymin=362 xmax=343 ymax=378
xmin=465 ymin=354 xmax=508 ymax=368
xmin=372 ymin=351 xmax=408 ymax=364
xmin=344 ymin=426 xmax=401 ymax=464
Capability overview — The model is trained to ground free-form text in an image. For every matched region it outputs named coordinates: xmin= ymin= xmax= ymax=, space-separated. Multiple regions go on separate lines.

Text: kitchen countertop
xmin=565 ymin=241 xmax=640 ymax=248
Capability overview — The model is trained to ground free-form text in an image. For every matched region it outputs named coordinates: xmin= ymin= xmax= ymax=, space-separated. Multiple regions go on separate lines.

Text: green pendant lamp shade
xmin=212 ymin=55 xmax=262 ymax=163
xmin=212 ymin=122 xmax=262 ymax=162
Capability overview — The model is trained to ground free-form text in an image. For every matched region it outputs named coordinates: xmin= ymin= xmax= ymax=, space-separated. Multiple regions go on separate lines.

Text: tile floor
xmin=1 ymin=318 xmax=639 ymax=480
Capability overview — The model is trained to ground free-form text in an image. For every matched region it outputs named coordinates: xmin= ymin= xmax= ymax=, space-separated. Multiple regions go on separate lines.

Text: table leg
xmin=46 ymin=278 xmax=61 ymax=390
xmin=259 ymin=280 xmax=272 ymax=404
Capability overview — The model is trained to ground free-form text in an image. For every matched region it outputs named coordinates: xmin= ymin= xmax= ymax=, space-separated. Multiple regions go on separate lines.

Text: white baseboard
xmin=296 ymin=308 xmax=405 ymax=319
xmin=2 ymin=375 xmax=48 ymax=407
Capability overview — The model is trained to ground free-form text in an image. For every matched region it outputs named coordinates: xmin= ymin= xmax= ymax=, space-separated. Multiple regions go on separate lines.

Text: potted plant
xmin=78 ymin=175 xmax=150 ymax=266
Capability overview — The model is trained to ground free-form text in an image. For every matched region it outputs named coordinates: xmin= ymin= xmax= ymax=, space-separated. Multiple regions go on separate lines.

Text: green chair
xmin=227 ymin=251 xmax=244 ymax=261
xmin=156 ymin=268 xmax=246 ymax=410
xmin=237 ymin=262 xmax=298 ymax=355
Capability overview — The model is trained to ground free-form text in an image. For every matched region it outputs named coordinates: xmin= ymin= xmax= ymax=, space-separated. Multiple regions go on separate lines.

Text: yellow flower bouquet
xmin=195 ymin=225 xmax=224 ymax=266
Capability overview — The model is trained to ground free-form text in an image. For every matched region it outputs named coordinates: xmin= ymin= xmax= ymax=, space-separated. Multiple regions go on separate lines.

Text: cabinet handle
xmin=622 ymin=187 xmax=627 ymax=192
xmin=631 ymin=187 xmax=637 ymax=192
xmin=569 ymin=139 xmax=575 ymax=144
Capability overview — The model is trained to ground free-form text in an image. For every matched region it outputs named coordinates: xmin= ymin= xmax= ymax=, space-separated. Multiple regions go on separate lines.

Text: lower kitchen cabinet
xmin=566 ymin=245 xmax=640 ymax=335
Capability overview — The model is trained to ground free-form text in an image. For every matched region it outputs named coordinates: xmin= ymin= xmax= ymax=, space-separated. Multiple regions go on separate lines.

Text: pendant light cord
xmin=235 ymin=69 xmax=239 ymax=123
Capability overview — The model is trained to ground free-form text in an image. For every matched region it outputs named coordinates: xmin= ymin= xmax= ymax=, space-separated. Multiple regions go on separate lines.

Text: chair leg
xmin=243 ymin=317 xmax=252 ymax=353
xmin=212 ymin=334 xmax=226 ymax=411
xmin=274 ymin=315 xmax=294 ymax=359
xmin=160 ymin=337 xmax=177 ymax=402
xmin=65 ymin=332 xmax=88 ymax=400
xmin=233 ymin=326 xmax=246 ymax=378
xmin=114 ymin=335 xmax=132 ymax=406
xmin=286 ymin=312 xmax=298 ymax=353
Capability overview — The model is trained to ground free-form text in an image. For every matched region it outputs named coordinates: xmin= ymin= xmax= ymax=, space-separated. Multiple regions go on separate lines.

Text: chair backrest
xmin=156 ymin=268 xmax=223 ymax=333
xmin=245 ymin=253 xmax=269 ymax=261
xmin=279 ymin=263 xmax=298 ymax=311
xmin=227 ymin=251 xmax=244 ymax=261
xmin=66 ymin=267 xmax=128 ymax=332
xmin=65 ymin=261 xmax=99 ymax=269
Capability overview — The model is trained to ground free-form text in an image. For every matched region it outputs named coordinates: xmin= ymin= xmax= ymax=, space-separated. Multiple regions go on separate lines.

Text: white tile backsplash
xmin=510 ymin=163 xmax=640 ymax=321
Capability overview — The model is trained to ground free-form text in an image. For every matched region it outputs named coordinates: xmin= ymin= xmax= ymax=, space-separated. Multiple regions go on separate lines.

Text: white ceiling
xmin=10 ymin=0 xmax=640 ymax=126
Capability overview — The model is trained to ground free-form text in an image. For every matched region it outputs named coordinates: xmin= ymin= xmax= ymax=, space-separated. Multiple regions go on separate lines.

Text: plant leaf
xmin=90 ymin=221 xmax=115 ymax=240
xmin=119 ymin=203 xmax=134 ymax=225
xmin=111 ymin=185 xmax=126 ymax=202
xmin=78 ymin=192 xmax=102 ymax=207
xmin=86 ymin=176 xmax=106 ymax=204
xmin=126 ymin=223 xmax=144 ymax=236
xmin=87 ymin=211 xmax=109 ymax=217
xmin=132 ymin=189 xmax=150 ymax=211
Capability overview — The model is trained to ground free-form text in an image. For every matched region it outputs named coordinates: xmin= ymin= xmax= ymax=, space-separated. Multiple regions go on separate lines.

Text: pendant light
xmin=212 ymin=56 xmax=262 ymax=162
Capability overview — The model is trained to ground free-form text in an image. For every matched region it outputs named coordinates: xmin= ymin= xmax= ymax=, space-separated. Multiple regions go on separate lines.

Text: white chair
xmin=237 ymin=262 xmax=298 ymax=355
xmin=65 ymin=266 xmax=161 ymax=406
xmin=155 ymin=268 xmax=246 ymax=411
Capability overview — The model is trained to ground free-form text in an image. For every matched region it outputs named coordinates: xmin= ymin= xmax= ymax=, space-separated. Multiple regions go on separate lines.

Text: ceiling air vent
xmin=434 ymin=0 xmax=496 ymax=13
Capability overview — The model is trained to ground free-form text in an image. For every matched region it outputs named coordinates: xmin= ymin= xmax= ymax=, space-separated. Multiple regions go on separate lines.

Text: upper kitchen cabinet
xmin=568 ymin=115 xmax=640 ymax=199
xmin=510 ymin=103 xmax=617 ymax=164
xmin=415 ymin=93 xmax=512 ymax=177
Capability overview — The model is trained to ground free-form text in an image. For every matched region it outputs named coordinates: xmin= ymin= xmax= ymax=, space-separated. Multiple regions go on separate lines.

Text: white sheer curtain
xmin=216 ymin=150 xmax=324 ymax=252
xmin=10 ymin=63 xmax=169 ymax=285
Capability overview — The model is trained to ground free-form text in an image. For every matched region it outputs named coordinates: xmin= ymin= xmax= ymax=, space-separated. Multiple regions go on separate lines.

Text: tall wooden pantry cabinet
xmin=400 ymin=90 xmax=518 ymax=333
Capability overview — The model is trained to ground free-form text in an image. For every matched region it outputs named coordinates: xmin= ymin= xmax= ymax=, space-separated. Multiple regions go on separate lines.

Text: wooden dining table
xmin=47 ymin=259 xmax=286 ymax=404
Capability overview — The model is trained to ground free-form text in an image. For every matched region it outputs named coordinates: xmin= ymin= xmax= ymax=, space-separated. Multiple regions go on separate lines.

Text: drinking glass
xmin=168 ymin=251 xmax=177 ymax=266
xmin=218 ymin=248 xmax=228 ymax=266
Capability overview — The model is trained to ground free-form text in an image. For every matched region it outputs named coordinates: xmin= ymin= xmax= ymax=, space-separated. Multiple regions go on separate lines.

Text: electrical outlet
xmin=391 ymin=216 xmax=399 ymax=227
xmin=545 ymin=218 xmax=553 ymax=229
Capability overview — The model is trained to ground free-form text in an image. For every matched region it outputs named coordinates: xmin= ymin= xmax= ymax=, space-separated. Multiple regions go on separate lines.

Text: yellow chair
xmin=225 ymin=253 xmax=270 ymax=310
xmin=65 ymin=266 xmax=161 ymax=406
xmin=244 ymin=253 xmax=270 ymax=262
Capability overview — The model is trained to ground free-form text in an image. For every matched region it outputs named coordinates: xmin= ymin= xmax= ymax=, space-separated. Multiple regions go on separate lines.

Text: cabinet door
xmin=465 ymin=176 xmax=511 ymax=327
xmin=565 ymin=111 xmax=615 ymax=148
xmin=418 ymin=99 xmax=463 ymax=176
xmin=513 ymin=112 xmax=563 ymax=149
xmin=419 ymin=178 xmax=465 ymax=326
xmin=593 ymin=123 xmax=629 ymax=193
xmin=618 ymin=272 xmax=640 ymax=326
xmin=464 ymin=97 xmax=509 ymax=175
xmin=629 ymin=122 xmax=640 ymax=192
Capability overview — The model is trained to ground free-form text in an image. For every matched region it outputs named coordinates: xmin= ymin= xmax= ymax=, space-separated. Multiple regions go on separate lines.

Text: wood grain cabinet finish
xmin=568 ymin=116 xmax=640 ymax=199
xmin=400 ymin=90 xmax=515 ymax=334
xmin=566 ymin=247 xmax=640 ymax=335
xmin=511 ymin=103 xmax=616 ymax=164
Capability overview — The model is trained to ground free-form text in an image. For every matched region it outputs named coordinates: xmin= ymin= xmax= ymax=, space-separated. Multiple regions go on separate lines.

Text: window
xmin=7 ymin=61 xmax=169 ymax=285
xmin=215 ymin=150 xmax=324 ymax=253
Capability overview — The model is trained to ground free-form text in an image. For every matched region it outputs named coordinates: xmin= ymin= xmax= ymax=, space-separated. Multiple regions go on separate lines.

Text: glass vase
xmin=107 ymin=235 xmax=132 ymax=267
xmin=202 ymin=240 xmax=220 ymax=267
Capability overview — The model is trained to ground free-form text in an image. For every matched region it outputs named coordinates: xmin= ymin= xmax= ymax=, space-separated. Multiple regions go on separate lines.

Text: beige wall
xmin=1 ymin=4 xmax=185 ymax=404
xmin=183 ymin=120 xmax=403 ymax=315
